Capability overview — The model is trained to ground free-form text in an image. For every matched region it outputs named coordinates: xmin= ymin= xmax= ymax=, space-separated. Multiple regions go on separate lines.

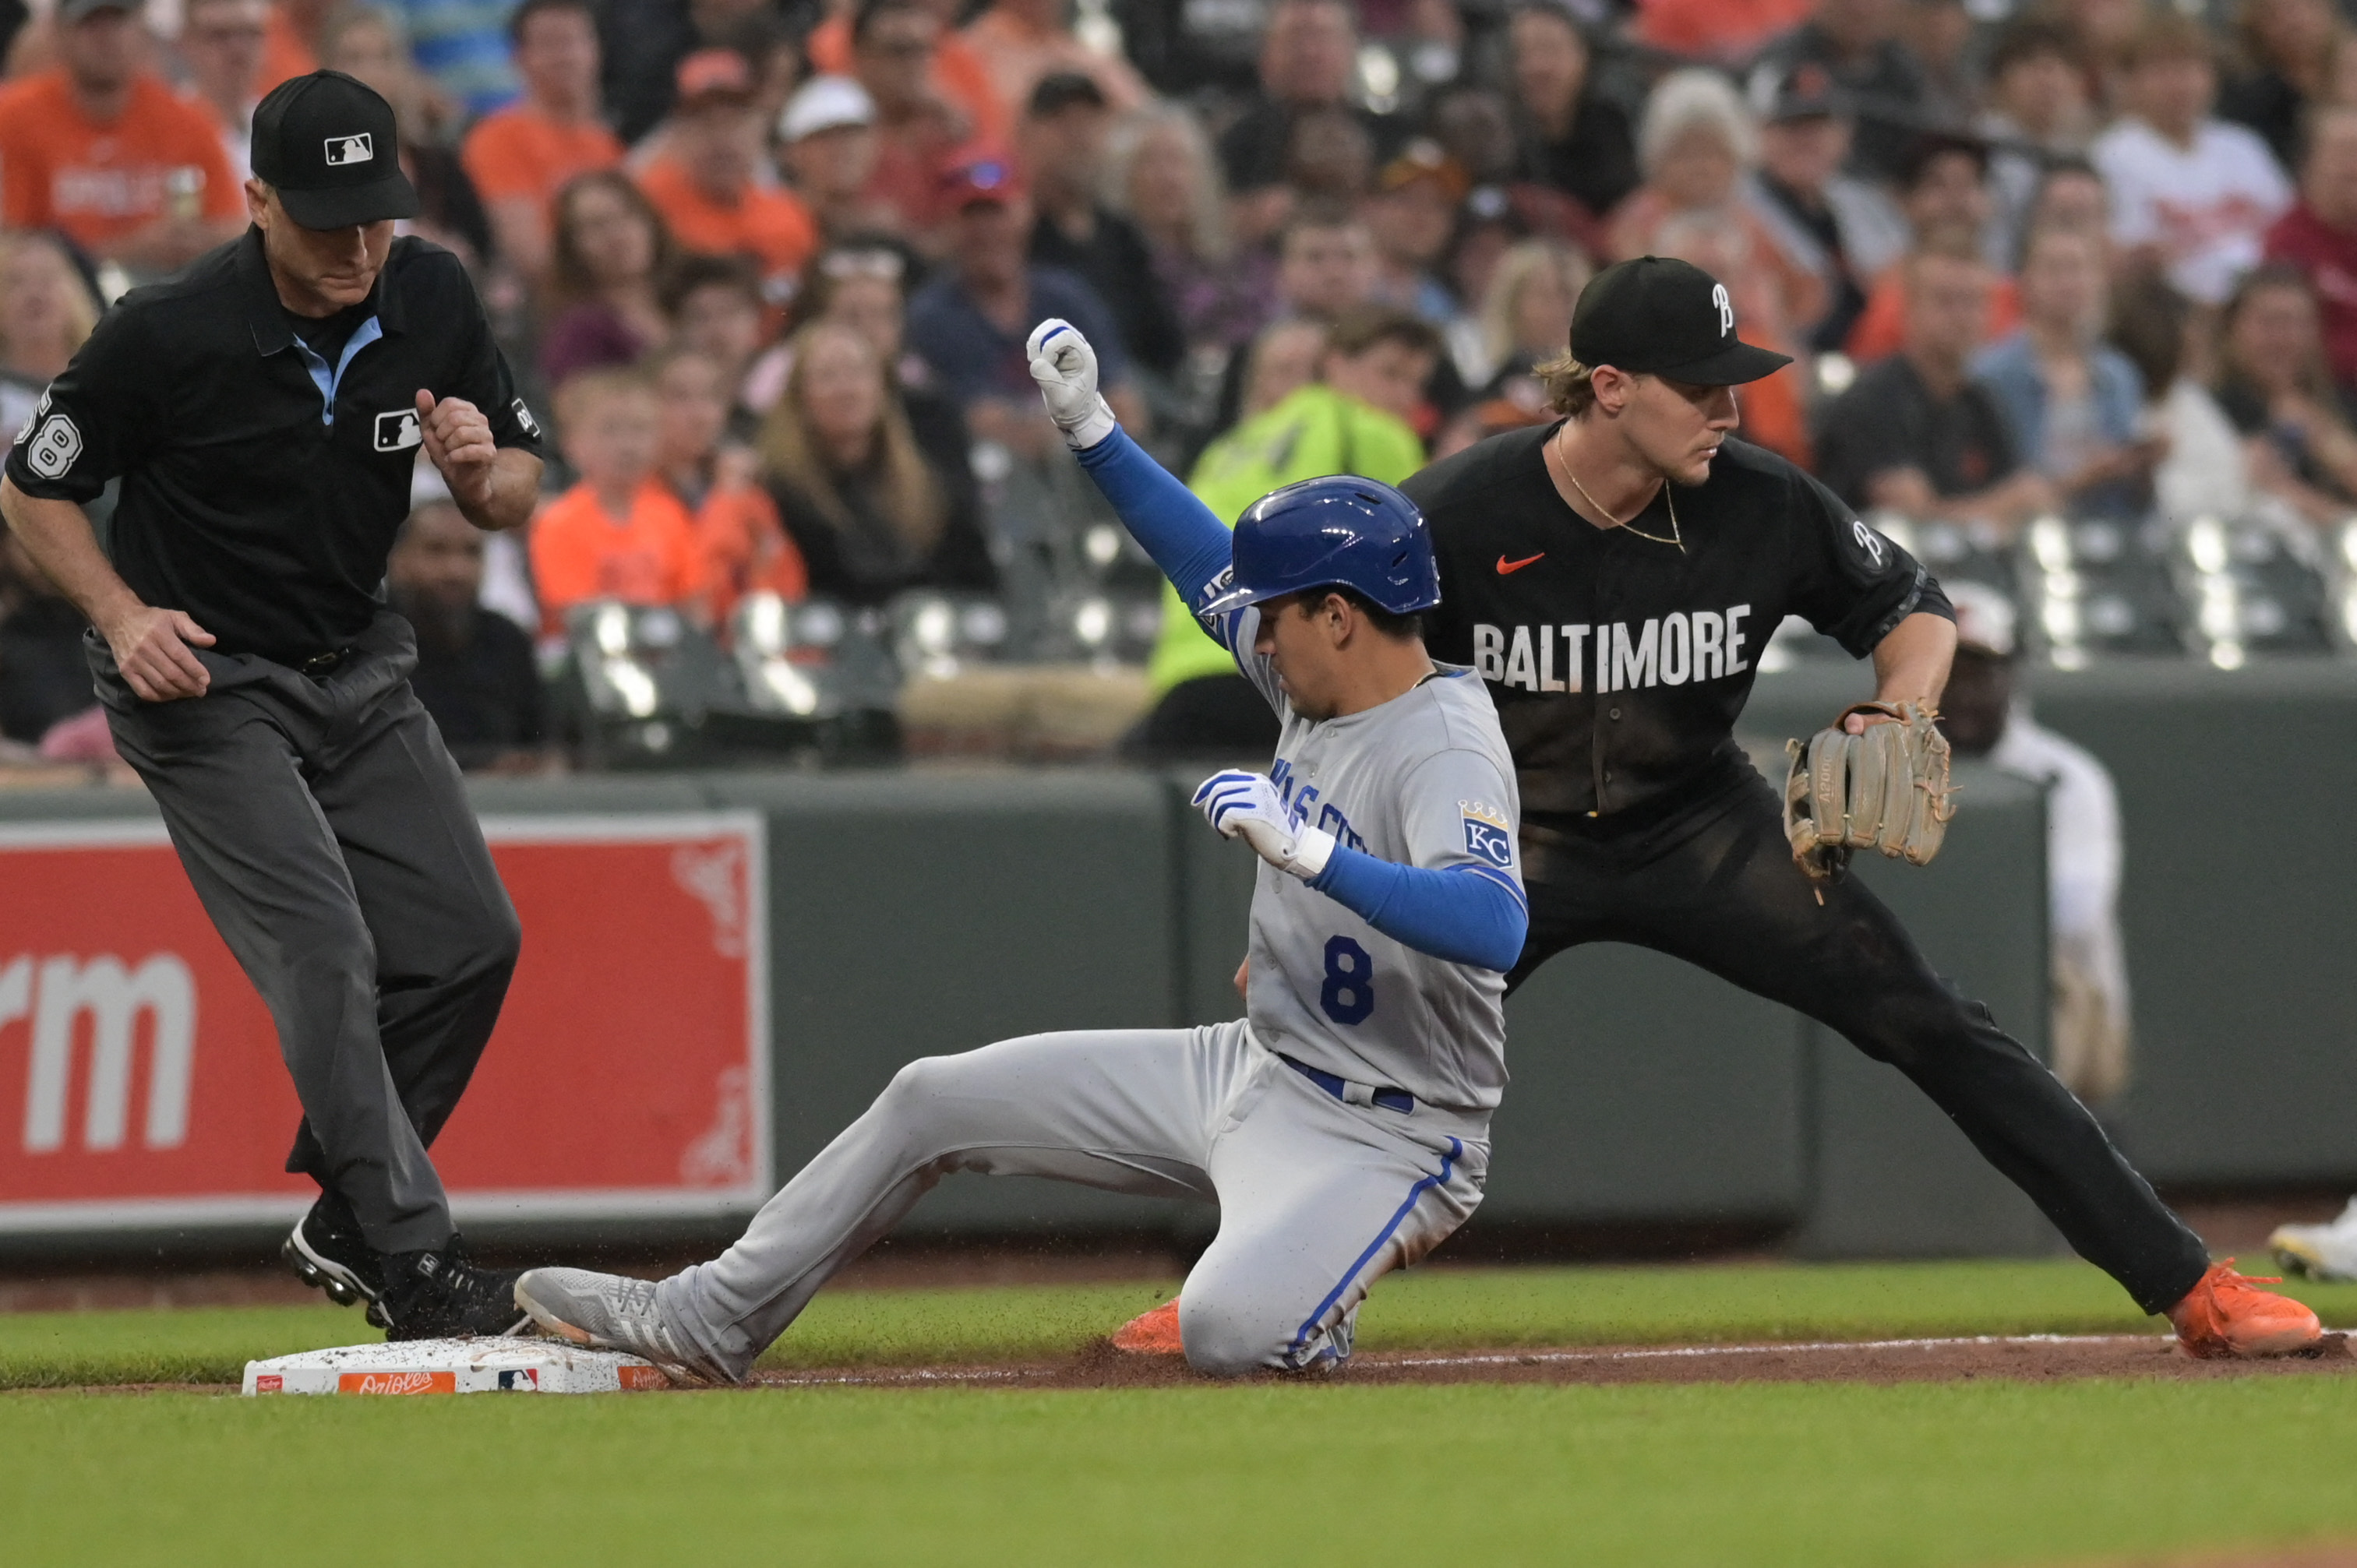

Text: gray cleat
xmin=513 ymin=1267 xmax=739 ymax=1383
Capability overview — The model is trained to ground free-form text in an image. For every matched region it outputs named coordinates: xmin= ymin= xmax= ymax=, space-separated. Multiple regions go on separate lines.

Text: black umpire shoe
xmin=376 ymin=1235 xmax=531 ymax=1341
xmin=282 ymin=1189 xmax=384 ymax=1310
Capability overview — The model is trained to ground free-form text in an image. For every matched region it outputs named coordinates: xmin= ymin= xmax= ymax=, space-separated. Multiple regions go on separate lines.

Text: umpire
xmin=0 ymin=72 xmax=544 ymax=1339
xmin=1405 ymin=257 xmax=2320 ymax=1358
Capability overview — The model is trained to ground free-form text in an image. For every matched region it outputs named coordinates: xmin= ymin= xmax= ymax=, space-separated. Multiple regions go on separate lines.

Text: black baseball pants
xmin=1509 ymin=766 xmax=2211 ymax=1316
xmin=94 ymin=610 xmax=520 ymax=1254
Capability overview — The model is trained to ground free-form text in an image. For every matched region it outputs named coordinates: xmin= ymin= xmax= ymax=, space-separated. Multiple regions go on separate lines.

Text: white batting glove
xmin=1026 ymin=317 xmax=1118 ymax=450
xmin=1191 ymin=770 xmax=1335 ymax=882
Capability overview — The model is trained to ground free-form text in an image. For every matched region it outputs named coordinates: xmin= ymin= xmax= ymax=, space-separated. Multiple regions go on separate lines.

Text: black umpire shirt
xmin=1406 ymin=425 xmax=1953 ymax=827
xmin=3 ymin=228 xmax=544 ymax=664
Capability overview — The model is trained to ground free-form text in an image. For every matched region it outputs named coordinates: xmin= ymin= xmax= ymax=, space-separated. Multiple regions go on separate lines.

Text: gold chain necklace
xmin=1552 ymin=432 xmax=1685 ymax=553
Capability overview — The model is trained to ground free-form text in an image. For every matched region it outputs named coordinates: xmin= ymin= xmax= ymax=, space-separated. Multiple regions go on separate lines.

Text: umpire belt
xmin=1279 ymin=1052 xmax=1414 ymax=1114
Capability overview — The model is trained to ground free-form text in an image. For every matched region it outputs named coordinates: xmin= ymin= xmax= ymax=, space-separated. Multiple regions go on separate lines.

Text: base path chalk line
xmin=1381 ymin=1334 xmax=2161 ymax=1369
xmin=753 ymin=1334 xmax=2182 ymax=1388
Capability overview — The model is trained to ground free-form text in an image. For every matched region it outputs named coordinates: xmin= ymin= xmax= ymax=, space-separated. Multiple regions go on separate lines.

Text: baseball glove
xmin=1783 ymin=701 xmax=1957 ymax=886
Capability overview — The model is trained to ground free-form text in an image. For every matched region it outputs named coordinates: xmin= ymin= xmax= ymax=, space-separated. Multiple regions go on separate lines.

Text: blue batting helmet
xmin=1199 ymin=475 xmax=1441 ymax=618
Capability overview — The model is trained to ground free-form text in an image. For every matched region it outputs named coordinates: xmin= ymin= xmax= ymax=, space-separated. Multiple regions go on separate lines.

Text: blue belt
xmin=1279 ymin=1052 xmax=1414 ymax=1114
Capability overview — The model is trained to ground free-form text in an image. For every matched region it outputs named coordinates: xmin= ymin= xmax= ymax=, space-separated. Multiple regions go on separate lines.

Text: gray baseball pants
xmin=92 ymin=610 xmax=520 ymax=1253
xmin=658 ymin=1019 xmax=1489 ymax=1379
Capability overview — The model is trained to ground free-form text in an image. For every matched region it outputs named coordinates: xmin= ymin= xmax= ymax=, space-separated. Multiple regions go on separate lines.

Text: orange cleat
xmin=2167 ymin=1260 xmax=2323 ymax=1358
xmin=1110 ymin=1296 xmax=1184 ymax=1355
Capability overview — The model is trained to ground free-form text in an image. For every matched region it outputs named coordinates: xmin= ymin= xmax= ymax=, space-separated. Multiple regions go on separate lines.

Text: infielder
xmin=511 ymin=317 xmax=1527 ymax=1378
xmin=1118 ymin=255 xmax=2320 ymax=1360
xmin=0 ymin=72 xmax=543 ymax=1338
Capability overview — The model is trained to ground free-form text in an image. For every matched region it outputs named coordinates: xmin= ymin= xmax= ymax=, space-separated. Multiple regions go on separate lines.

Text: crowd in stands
xmin=3 ymin=0 xmax=2357 ymax=769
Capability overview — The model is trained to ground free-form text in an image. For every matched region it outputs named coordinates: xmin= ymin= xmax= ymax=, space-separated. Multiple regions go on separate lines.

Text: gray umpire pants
xmin=658 ymin=1020 xmax=1489 ymax=1379
xmin=92 ymin=609 xmax=520 ymax=1253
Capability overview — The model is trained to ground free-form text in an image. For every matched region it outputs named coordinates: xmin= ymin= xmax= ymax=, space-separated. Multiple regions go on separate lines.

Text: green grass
xmin=4 ymin=1260 xmax=2354 ymax=1389
xmin=10 ymin=1378 xmax=2357 ymax=1566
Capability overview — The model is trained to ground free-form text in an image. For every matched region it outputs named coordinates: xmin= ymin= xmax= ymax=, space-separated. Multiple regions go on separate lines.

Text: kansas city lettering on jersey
xmin=1470 ymin=605 xmax=1752 ymax=694
xmin=1267 ymin=756 xmax=1368 ymax=852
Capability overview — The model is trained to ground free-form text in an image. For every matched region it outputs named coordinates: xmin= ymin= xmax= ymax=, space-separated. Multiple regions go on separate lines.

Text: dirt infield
xmin=748 ymin=1331 xmax=2357 ymax=1392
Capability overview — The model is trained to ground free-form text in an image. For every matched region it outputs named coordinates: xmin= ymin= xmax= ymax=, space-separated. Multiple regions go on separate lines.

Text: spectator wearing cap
xmin=1815 ymin=242 xmax=2055 ymax=529
xmin=781 ymin=76 xmax=894 ymax=242
xmin=905 ymin=157 xmax=1141 ymax=459
xmin=852 ymin=0 xmax=988 ymax=241
xmin=2219 ymin=0 xmax=2343 ymax=177
xmin=1935 ymin=581 xmax=2132 ymax=1105
xmin=1746 ymin=61 xmax=1907 ymax=353
xmin=1364 ymin=139 xmax=1467 ymax=327
xmin=460 ymin=0 xmax=621 ymax=287
xmin=637 ymin=50 xmax=819 ymax=312
xmin=1844 ymin=135 xmax=2017 ymax=364
xmin=1022 ymin=71 xmax=1184 ymax=379
xmin=2265 ymin=103 xmax=2357 ymax=396
xmin=2092 ymin=13 xmax=2292 ymax=308
xmin=1971 ymin=225 xmax=2153 ymax=520
xmin=1748 ymin=0 xmax=1935 ymax=185
xmin=0 ymin=0 xmax=245 ymax=270
xmin=1978 ymin=20 xmax=2098 ymax=269
xmin=813 ymin=0 xmax=1008 ymax=158
xmin=1505 ymin=3 xmax=1639 ymax=227
xmin=178 ymin=0 xmax=271 ymax=182
xmin=1634 ymin=0 xmax=1811 ymax=67
xmin=1104 ymin=100 xmax=1279 ymax=356
xmin=1611 ymin=69 xmax=1819 ymax=467
xmin=1218 ymin=0 xmax=1401 ymax=250
xmin=962 ymin=0 xmax=1149 ymax=127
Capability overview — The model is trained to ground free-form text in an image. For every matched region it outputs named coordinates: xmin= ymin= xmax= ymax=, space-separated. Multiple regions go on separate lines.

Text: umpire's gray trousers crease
xmin=92 ymin=611 xmax=520 ymax=1253
xmin=659 ymin=1020 xmax=1489 ymax=1378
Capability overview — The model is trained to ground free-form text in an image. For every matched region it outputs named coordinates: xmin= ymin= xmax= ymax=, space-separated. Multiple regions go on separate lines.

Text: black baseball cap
xmin=1569 ymin=256 xmax=1792 ymax=386
xmin=249 ymin=70 xmax=418 ymax=231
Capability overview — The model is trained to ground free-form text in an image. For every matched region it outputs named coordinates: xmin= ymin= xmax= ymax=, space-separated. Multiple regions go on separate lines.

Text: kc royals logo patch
xmin=1459 ymin=799 xmax=1513 ymax=869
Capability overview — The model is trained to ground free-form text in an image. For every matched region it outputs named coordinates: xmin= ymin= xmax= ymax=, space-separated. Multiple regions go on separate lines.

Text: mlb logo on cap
xmin=324 ymin=132 xmax=374 ymax=166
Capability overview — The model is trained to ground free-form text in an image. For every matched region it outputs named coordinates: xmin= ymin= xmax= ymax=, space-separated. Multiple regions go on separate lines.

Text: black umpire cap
xmin=250 ymin=70 xmax=419 ymax=230
xmin=1571 ymin=256 xmax=1792 ymax=386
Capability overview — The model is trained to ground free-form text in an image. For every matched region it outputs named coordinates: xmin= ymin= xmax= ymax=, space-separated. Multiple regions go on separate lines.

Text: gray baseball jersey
xmin=1216 ymin=601 xmax=1523 ymax=1112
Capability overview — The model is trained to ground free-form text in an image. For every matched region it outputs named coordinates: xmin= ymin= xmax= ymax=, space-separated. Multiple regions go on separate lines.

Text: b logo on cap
xmin=324 ymin=132 xmax=375 ymax=167
xmin=1711 ymin=283 xmax=1734 ymax=337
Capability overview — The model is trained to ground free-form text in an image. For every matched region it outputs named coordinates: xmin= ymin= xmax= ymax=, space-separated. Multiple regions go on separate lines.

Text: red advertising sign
xmin=0 ymin=813 xmax=770 ymax=1233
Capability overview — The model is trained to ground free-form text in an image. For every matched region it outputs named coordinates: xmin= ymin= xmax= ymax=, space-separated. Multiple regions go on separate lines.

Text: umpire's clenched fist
xmin=415 ymin=389 xmax=498 ymax=509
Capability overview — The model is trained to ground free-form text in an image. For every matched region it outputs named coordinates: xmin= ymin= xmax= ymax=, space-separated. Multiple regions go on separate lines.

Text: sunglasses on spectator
xmin=820 ymin=249 xmax=905 ymax=282
xmin=862 ymin=39 xmax=931 ymax=58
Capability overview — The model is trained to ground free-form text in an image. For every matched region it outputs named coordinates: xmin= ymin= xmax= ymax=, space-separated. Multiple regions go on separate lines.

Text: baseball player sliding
xmin=511 ymin=319 xmax=1526 ymax=1378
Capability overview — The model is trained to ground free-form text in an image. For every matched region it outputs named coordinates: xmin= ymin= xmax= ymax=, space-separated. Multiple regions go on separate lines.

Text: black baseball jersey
xmin=4 ymin=228 xmax=542 ymax=664
xmin=1406 ymin=424 xmax=1951 ymax=824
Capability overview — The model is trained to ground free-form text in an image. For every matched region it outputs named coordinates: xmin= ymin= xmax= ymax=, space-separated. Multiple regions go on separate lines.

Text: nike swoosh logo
xmin=1496 ymin=553 xmax=1545 ymax=575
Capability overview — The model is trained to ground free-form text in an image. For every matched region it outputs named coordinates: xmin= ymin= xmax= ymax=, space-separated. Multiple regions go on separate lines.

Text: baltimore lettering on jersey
xmin=1472 ymin=606 xmax=1755 ymax=694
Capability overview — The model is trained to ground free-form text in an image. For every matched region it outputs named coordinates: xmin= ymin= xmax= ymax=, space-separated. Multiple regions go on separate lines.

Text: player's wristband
xmin=1060 ymin=396 xmax=1118 ymax=451
xmin=1281 ymin=826 xmax=1336 ymax=882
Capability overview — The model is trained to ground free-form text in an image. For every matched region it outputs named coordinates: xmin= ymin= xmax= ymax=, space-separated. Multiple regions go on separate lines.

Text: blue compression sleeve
xmin=1309 ymin=850 xmax=1530 ymax=972
xmin=1074 ymin=427 xmax=1233 ymax=608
